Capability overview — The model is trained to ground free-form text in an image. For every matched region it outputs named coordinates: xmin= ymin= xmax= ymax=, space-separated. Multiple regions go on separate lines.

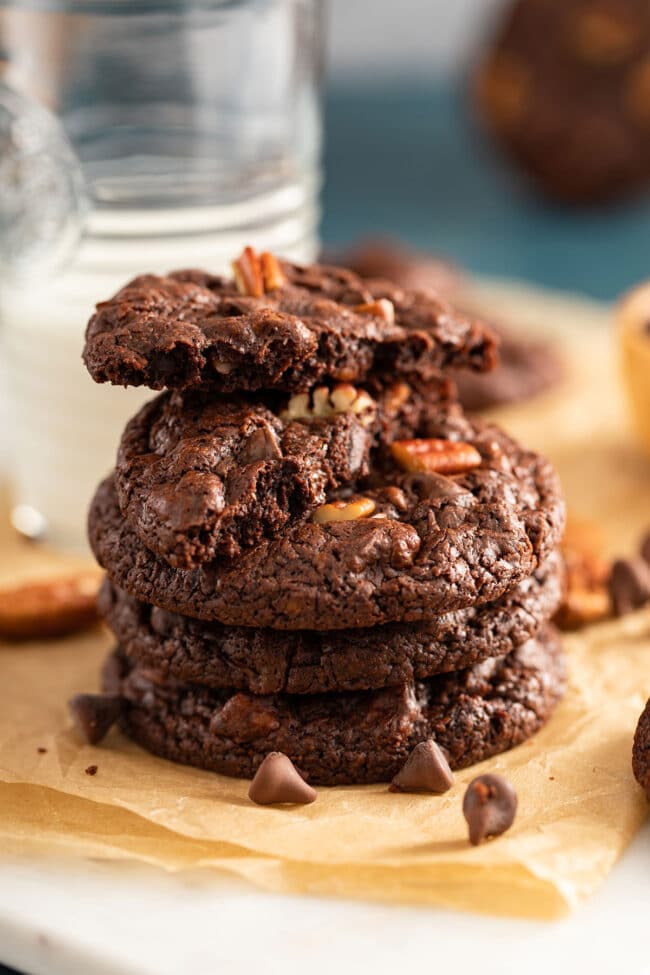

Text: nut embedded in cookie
xmin=248 ymin=752 xmax=317 ymax=805
xmin=390 ymin=438 xmax=482 ymax=475
xmin=312 ymin=498 xmax=376 ymax=524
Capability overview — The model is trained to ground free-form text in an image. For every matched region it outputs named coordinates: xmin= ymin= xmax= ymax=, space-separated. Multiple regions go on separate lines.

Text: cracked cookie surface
xmin=633 ymin=698 xmax=650 ymax=801
xmin=103 ymin=624 xmax=565 ymax=785
xmin=114 ymin=380 xmax=451 ymax=569
xmin=99 ymin=550 xmax=563 ymax=694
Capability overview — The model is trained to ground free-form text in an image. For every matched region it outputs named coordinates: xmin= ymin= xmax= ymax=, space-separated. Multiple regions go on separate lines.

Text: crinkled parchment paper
xmin=1 ymin=283 xmax=648 ymax=919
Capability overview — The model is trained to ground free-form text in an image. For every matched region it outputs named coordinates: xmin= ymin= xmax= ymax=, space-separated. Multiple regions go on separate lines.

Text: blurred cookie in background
xmin=330 ymin=237 xmax=465 ymax=302
xmin=334 ymin=238 xmax=563 ymax=412
xmin=473 ymin=0 xmax=650 ymax=205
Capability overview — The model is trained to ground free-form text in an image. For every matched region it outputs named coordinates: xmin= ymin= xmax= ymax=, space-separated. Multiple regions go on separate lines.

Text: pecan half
xmin=390 ymin=438 xmax=482 ymax=475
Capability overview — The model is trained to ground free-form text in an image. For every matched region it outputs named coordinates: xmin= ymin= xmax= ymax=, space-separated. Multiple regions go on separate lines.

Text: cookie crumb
xmin=85 ymin=764 xmax=98 ymax=776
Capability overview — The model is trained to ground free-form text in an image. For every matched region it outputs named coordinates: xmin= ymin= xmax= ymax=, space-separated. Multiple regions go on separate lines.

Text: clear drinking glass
xmin=0 ymin=0 xmax=324 ymax=548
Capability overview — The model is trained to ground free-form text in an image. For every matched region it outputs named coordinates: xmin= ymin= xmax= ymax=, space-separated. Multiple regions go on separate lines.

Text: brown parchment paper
xmin=1 ymin=282 xmax=649 ymax=919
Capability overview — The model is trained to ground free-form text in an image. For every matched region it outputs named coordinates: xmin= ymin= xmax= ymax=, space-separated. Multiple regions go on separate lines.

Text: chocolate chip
xmin=462 ymin=773 xmax=517 ymax=845
xmin=248 ymin=752 xmax=317 ymax=806
xmin=37 ymin=747 xmax=47 ymax=754
xmin=68 ymin=693 xmax=122 ymax=745
xmin=389 ymin=740 xmax=455 ymax=794
xmin=640 ymin=531 xmax=650 ymax=566
xmin=608 ymin=557 xmax=650 ymax=616
xmin=85 ymin=765 xmax=98 ymax=776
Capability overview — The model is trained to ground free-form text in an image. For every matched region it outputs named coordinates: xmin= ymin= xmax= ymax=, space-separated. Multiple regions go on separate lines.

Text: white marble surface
xmin=0 ymin=820 xmax=648 ymax=975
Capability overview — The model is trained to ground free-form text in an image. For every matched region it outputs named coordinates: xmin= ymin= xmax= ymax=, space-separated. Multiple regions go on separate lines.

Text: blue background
xmin=323 ymin=82 xmax=650 ymax=301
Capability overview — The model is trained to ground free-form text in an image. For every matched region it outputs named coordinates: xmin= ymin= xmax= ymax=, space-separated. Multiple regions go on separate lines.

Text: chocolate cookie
xmin=83 ymin=248 xmax=497 ymax=393
xmin=99 ymin=550 xmax=563 ymax=694
xmin=89 ymin=410 xmax=565 ymax=629
xmin=338 ymin=238 xmax=562 ymax=411
xmin=632 ymin=697 xmax=650 ymax=801
xmin=474 ymin=0 xmax=650 ymax=204
xmin=103 ymin=625 xmax=565 ymax=785
xmin=115 ymin=380 xmax=453 ymax=569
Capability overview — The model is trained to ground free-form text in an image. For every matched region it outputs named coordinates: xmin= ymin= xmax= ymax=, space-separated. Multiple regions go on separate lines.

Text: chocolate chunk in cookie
xmin=98 ymin=551 xmax=563 ymax=694
xmin=103 ymin=626 xmax=565 ymax=786
xmin=84 ymin=248 xmax=497 ymax=393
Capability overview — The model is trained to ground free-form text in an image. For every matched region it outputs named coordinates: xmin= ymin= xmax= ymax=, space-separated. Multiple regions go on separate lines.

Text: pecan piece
xmin=232 ymin=246 xmax=264 ymax=298
xmin=353 ymin=298 xmax=395 ymax=324
xmin=260 ymin=251 xmax=286 ymax=291
xmin=554 ymin=516 xmax=612 ymax=630
xmin=390 ymin=438 xmax=482 ymax=475
xmin=312 ymin=498 xmax=376 ymax=524
xmin=0 ymin=572 xmax=102 ymax=641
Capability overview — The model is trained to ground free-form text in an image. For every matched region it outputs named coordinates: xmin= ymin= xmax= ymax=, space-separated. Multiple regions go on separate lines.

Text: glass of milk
xmin=0 ymin=0 xmax=323 ymax=550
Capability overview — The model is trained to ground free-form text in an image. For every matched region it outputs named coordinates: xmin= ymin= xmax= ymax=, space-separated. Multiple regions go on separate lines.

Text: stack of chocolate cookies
xmin=83 ymin=248 xmax=567 ymax=786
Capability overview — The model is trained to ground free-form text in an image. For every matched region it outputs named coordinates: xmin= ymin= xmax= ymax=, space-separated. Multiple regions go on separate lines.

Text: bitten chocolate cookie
xmin=115 ymin=379 xmax=452 ymax=569
xmin=99 ymin=551 xmax=563 ymax=694
xmin=83 ymin=248 xmax=496 ymax=393
xmin=103 ymin=625 xmax=565 ymax=785
xmin=632 ymin=698 xmax=650 ymax=800
xmin=474 ymin=0 xmax=650 ymax=204
xmin=89 ymin=406 xmax=565 ymax=630
xmin=338 ymin=238 xmax=562 ymax=411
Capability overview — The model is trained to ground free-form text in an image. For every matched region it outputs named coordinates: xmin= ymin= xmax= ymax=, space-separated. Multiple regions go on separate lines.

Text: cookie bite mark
xmin=83 ymin=251 xmax=498 ymax=393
